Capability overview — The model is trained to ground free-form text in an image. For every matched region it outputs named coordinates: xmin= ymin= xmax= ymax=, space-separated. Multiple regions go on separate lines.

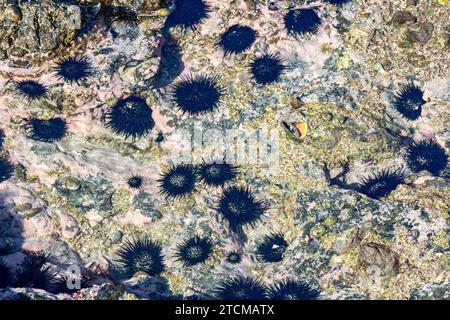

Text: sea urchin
xmin=323 ymin=0 xmax=351 ymax=5
xmin=197 ymin=160 xmax=238 ymax=187
xmin=15 ymin=80 xmax=48 ymax=100
xmin=393 ymin=84 xmax=425 ymax=121
xmin=116 ymin=236 xmax=165 ymax=277
xmin=250 ymin=53 xmax=286 ymax=85
xmin=163 ymin=0 xmax=211 ymax=31
xmin=216 ymin=186 xmax=267 ymax=230
xmin=55 ymin=56 xmax=93 ymax=84
xmin=170 ymin=75 xmax=223 ymax=116
xmin=127 ymin=175 xmax=144 ymax=189
xmin=216 ymin=277 xmax=267 ymax=300
xmin=267 ymin=280 xmax=320 ymax=300
xmin=25 ymin=118 xmax=67 ymax=142
xmin=105 ymin=96 xmax=155 ymax=140
xmin=406 ymin=140 xmax=448 ymax=176
xmin=0 ymin=261 xmax=12 ymax=288
xmin=0 ymin=156 xmax=14 ymax=183
xmin=158 ymin=164 xmax=197 ymax=199
xmin=256 ymin=233 xmax=288 ymax=263
xmin=284 ymin=8 xmax=322 ymax=36
xmin=357 ymin=167 xmax=406 ymax=200
xmin=175 ymin=235 xmax=214 ymax=267
xmin=218 ymin=24 xmax=257 ymax=56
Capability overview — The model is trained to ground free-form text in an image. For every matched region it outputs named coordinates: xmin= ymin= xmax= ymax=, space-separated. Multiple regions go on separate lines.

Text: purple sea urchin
xmin=0 ymin=156 xmax=14 ymax=183
xmin=256 ymin=233 xmax=288 ymax=263
xmin=175 ymin=235 xmax=214 ymax=267
xmin=163 ymin=0 xmax=211 ymax=31
xmin=197 ymin=160 xmax=238 ymax=187
xmin=0 ymin=261 xmax=13 ymax=288
xmin=284 ymin=8 xmax=322 ymax=36
xmin=127 ymin=175 xmax=144 ymax=189
xmin=267 ymin=280 xmax=320 ymax=300
xmin=116 ymin=236 xmax=165 ymax=277
xmin=216 ymin=277 xmax=267 ymax=300
xmin=216 ymin=186 xmax=267 ymax=230
xmin=250 ymin=53 xmax=286 ymax=85
xmin=170 ymin=75 xmax=223 ymax=116
xmin=406 ymin=140 xmax=448 ymax=176
xmin=105 ymin=96 xmax=155 ymax=140
xmin=323 ymin=0 xmax=351 ymax=5
xmin=158 ymin=164 xmax=197 ymax=199
xmin=15 ymin=80 xmax=48 ymax=100
xmin=358 ymin=167 xmax=406 ymax=199
xmin=393 ymin=84 xmax=425 ymax=121
xmin=25 ymin=118 xmax=67 ymax=143
xmin=218 ymin=24 xmax=257 ymax=56
xmin=55 ymin=56 xmax=93 ymax=84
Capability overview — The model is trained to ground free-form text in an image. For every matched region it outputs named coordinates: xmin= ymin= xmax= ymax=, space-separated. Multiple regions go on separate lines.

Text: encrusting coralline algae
xmin=0 ymin=0 xmax=448 ymax=300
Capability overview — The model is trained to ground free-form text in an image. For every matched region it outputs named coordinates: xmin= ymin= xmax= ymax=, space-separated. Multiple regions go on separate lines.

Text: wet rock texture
xmin=0 ymin=0 xmax=81 ymax=60
xmin=0 ymin=0 xmax=449 ymax=300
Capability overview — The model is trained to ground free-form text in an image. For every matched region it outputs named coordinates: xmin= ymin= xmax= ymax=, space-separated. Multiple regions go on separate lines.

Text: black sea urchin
xmin=0 ymin=261 xmax=13 ymax=288
xmin=218 ymin=24 xmax=257 ymax=56
xmin=0 ymin=156 xmax=14 ymax=183
xmin=267 ymin=280 xmax=320 ymax=300
xmin=164 ymin=0 xmax=211 ymax=31
xmin=284 ymin=8 xmax=322 ymax=36
xmin=217 ymin=186 xmax=267 ymax=230
xmin=250 ymin=53 xmax=286 ymax=85
xmin=175 ymin=235 xmax=214 ymax=267
xmin=26 ymin=118 xmax=67 ymax=142
xmin=127 ymin=175 xmax=144 ymax=189
xmin=393 ymin=84 xmax=425 ymax=121
xmin=14 ymin=264 xmax=59 ymax=292
xmin=15 ymin=80 xmax=48 ymax=100
xmin=225 ymin=251 xmax=242 ymax=264
xmin=323 ymin=0 xmax=351 ymax=5
xmin=216 ymin=277 xmax=267 ymax=300
xmin=358 ymin=168 xmax=406 ymax=200
xmin=158 ymin=164 xmax=197 ymax=199
xmin=56 ymin=56 xmax=93 ymax=84
xmin=406 ymin=140 xmax=448 ymax=176
xmin=116 ymin=237 xmax=165 ymax=277
xmin=105 ymin=96 xmax=155 ymax=140
xmin=170 ymin=75 xmax=223 ymax=116
xmin=256 ymin=233 xmax=288 ymax=263
xmin=197 ymin=160 xmax=238 ymax=187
